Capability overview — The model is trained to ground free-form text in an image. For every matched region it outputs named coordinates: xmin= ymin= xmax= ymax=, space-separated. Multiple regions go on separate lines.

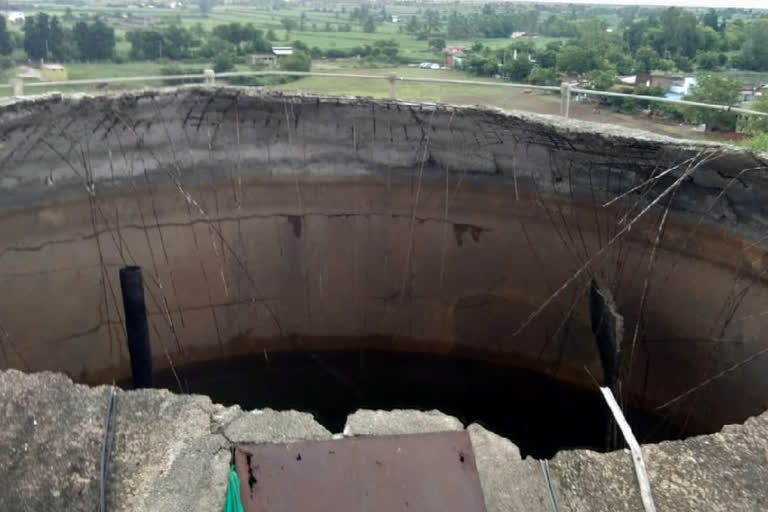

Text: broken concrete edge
xmin=2 ymin=369 xmax=767 ymax=511
xmin=0 ymin=84 xmax=759 ymax=156
xmin=2 ymin=86 xmax=766 ymax=247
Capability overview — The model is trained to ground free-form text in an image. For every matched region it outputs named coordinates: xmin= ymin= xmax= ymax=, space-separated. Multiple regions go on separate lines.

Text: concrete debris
xmin=222 ymin=409 xmax=332 ymax=444
xmin=1 ymin=369 xmax=767 ymax=511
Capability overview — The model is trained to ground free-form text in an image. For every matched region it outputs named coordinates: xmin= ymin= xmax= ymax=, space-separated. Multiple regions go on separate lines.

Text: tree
xmin=685 ymin=73 xmax=741 ymax=131
xmin=697 ymin=25 xmax=722 ymax=52
xmin=446 ymin=11 xmax=470 ymax=39
xmin=213 ymin=50 xmax=235 ymax=73
xmin=557 ymin=45 xmax=600 ymax=74
xmin=48 ymin=16 xmax=66 ymax=61
xmin=429 ymin=38 xmax=445 ymax=52
xmin=280 ymin=50 xmax=311 ymax=71
xmin=363 ymin=17 xmax=375 ymax=33
xmin=199 ymin=0 xmax=216 ymax=17
xmin=659 ymin=7 xmax=699 ymax=58
xmin=73 ymin=21 xmax=89 ymax=58
xmin=23 ymin=14 xmax=46 ymax=60
xmin=528 ymin=67 xmax=559 ymax=86
xmin=405 ymin=16 xmax=420 ymax=34
xmin=63 ymin=7 xmax=74 ymax=24
xmin=696 ymin=51 xmax=720 ymax=70
xmin=588 ymin=67 xmax=617 ymax=91
xmin=503 ymin=56 xmax=533 ymax=82
xmin=281 ymin=17 xmax=297 ymax=38
xmin=266 ymin=29 xmax=277 ymax=41
xmin=635 ymin=46 xmax=658 ymax=73
xmin=702 ymin=9 xmax=719 ymax=32
xmin=35 ymin=13 xmax=51 ymax=59
xmin=737 ymin=94 xmax=768 ymax=136
xmin=740 ymin=19 xmax=768 ymax=72
xmin=674 ymin=55 xmax=694 ymax=72
xmin=372 ymin=39 xmax=399 ymax=60
xmin=299 ymin=11 xmax=306 ymax=32
xmin=86 ymin=19 xmax=115 ymax=60
xmin=0 ymin=16 xmax=12 ymax=56
xmin=127 ymin=29 xmax=164 ymax=60
xmin=162 ymin=24 xmax=195 ymax=60
xmin=423 ymin=9 xmax=440 ymax=35
xmin=537 ymin=49 xmax=557 ymax=69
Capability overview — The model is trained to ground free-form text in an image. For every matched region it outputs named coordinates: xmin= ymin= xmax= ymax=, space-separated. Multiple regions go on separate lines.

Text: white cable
xmin=600 ymin=387 xmax=657 ymax=512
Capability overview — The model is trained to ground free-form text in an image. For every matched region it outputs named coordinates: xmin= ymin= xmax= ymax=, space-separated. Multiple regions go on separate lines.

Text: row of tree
xmin=403 ymin=6 xmax=767 ymax=73
xmin=127 ymin=22 xmax=272 ymax=61
xmin=460 ymin=10 xmax=767 ymax=87
xmin=6 ymin=13 xmax=117 ymax=61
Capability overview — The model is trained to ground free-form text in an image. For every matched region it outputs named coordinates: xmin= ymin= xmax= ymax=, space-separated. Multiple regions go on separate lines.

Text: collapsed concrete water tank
xmin=0 ymin=88 xmax=766 ymax=442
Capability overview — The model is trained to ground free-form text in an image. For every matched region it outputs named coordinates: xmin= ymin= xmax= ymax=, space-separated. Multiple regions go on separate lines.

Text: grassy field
xmin=717 ymin=70 xmax=768 ymax=86
xmin=275 ymin=66 xmax=515 ymax=102
xmin=271 ymin=65 xmax=715 ymax=141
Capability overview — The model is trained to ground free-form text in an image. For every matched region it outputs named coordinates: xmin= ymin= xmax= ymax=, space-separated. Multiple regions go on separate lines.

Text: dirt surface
xmin=446 ymin=91 xmax=712 ymax=141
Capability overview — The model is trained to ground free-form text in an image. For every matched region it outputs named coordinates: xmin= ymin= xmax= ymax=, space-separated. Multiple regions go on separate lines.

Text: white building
xmin=669 ymin=76 xmax=698 ymax=97
xmin=2 ymin=11 xmax=26 ymax=23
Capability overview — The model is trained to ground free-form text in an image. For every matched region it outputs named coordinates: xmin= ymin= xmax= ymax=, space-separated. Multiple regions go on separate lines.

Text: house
xmin=41 ymin=64 xmax=67 ymax=81
xmin=391 ymin=15 xmax=400 ymax=23
xmin=619 ymin=75 xmax=637 ymax=86
xmin=249 ymin=47 xmax=294 ymax=67
xmin=443 ymin=46 xmax=466 ymax=55
xmin=635 ymin=73 xmax=652 ymax=88
xmin=443 ymin=47 xmax=466 ymax=68
xmin=271 ymin=46 xmax=294 ymax=57
xmin=510 ymin=31 xmax=526 ymax=39
xmin=649 ymin=73 xmax=696 ymax=100
xmin=247 ymin=53 xmax=277 ymax=67
xmin=740 ymin=84 xmax=758 ymax=103
xmin=668 ymin=76 xmax=697 ymax=98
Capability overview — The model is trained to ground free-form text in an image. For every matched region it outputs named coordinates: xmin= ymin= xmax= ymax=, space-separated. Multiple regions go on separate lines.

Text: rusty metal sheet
xmin=234 ymin=430 xmax=487 ymax=512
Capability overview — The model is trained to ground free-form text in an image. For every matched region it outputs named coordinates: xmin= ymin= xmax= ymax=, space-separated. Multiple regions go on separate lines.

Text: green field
xmin=13 ymin=3 xmax=564 ymax=63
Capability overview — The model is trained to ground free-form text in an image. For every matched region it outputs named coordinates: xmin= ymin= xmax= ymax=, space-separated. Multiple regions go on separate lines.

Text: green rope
xmin=223 ymin=465 xmax=244 ymax=512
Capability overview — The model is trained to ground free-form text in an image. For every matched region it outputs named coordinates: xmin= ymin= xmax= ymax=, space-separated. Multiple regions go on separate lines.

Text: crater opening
xmin=2 ymin=90 xmax=767 ymax=461
xmin=150 ymin=345 xmax=689 ymax=459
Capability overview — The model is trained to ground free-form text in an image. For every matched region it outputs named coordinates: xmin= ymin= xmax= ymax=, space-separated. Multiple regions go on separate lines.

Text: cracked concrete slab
xmin=0 ymin=370 xmax=331 ymax=512
xmin=468 ymin=423 xmax=551 ymax=512
xmin=0 ymin=370 xmax=107 ymax=512
xmin=344 ymin=409 xmax=463 ymax=436
xmin=548 ymin=410 xmax=768 ymax=512
xmin=2 ymin=369 xmax=768 ymax=511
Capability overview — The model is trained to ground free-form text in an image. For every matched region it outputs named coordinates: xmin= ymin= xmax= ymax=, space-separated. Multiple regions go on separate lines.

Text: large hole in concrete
xmin=151 ymin=347 xmax=688 ymax=459
xmin=1 ymin=90 xmax=767 ymax=458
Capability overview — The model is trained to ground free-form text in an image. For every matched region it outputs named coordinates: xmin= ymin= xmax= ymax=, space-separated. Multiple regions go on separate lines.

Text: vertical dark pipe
xmin=119 ymin=265 xmax=153 ymax=388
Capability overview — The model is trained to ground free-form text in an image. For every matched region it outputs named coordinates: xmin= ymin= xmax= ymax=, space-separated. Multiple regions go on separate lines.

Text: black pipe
xmin=119 ymin=266 xmax=153 ymax=388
